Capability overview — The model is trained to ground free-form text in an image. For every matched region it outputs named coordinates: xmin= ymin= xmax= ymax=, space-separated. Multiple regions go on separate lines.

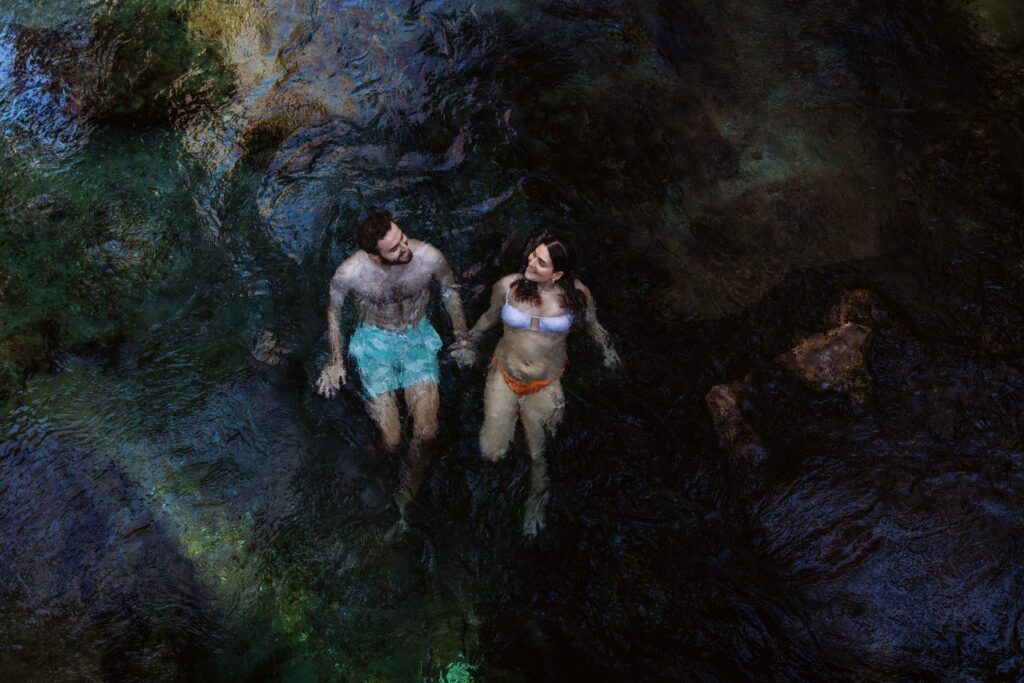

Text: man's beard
xmin=382 ymin=252 xmax=413 ymax=265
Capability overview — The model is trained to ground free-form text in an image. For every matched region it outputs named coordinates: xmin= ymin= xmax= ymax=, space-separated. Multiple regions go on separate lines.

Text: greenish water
xmin=2 ymin=1 xmax=1024 ymax=680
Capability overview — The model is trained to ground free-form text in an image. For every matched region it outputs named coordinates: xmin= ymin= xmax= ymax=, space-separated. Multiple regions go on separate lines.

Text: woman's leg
xmin=479 ymin=365 xmax=520 ymax=462
xmin=519 ymin=380 xmax=565 ymax=536
xmin=520 ymin=380 xmax=565 ymax=458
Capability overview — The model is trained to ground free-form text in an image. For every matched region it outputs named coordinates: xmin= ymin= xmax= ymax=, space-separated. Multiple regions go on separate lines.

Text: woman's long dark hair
xmin=512 ymin=234 xmax=587 ymax=319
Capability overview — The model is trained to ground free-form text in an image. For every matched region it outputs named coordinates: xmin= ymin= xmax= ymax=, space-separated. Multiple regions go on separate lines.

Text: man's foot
xmin=355 ymin=448 xmax=394 ymax=513
xmin=358 ymin=476 xmax=389 ymax=511
xmin=387 ymin=486 xmax=420 ymax=540
xmin=385 ymin=515 xmax=410 ymax=541
xmin=394 ymin=485 xmax=414 ymax=519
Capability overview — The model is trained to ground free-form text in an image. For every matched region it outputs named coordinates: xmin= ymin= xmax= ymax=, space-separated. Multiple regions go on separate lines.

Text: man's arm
xmin=577 ymin=281 xmax=621 ymax=369
xmin=327 ymin=277 xmax=348 ymax=364
xmin=316 ymin=269 xmax=351 ymax=398
xmin=432 ymin=250 xmax=470 ymax=343
xmin=428 ymin=247 xmax=475 ymax=367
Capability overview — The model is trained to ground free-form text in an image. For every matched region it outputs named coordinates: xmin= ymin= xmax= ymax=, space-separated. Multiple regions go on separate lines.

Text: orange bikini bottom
xmin=493 ymin=355 xmax=565 ymax=396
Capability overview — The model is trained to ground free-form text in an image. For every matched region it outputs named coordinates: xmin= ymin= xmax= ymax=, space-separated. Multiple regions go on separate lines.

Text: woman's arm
xmin=577 ymin=281 xmax=621 ymax=369
xmin=469 ymin=275 xmax=514 ymax=343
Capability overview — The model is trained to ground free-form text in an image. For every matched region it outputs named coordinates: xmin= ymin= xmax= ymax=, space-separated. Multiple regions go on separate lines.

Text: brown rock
xmin=706 ymin=379 xmax=767 ymax=465
xmin=827 ymin=288 xmax=892 ymax=327
xmin=251 ymin=331 xmax=289 ymax=366
xmin=778 ymin=322 xmax=873 ymax=398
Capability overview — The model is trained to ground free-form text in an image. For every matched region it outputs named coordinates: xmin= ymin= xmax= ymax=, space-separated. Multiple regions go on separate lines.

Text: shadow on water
xmin=2 ymin=0 xmax=1024 ymax=680
xmin=0 ymin=426 xmax=213 ymax=682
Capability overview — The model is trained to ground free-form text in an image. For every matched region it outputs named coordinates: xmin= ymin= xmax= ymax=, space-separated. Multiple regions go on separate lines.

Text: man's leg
xmin=519 ymin=380 xmax=565 ymax=536
xmin=405 ymin=380 xmax=440 ymax=444
xmin=394 ymin=380 xmax=439 ymax=516
xmin=365 ymin=391 xmax=402 ymax=453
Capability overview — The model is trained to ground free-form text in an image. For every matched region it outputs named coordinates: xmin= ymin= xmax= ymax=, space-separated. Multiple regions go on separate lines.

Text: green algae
xmin=0 ymin=0 xmax=243 ymax=398
xmin=90 ymin=0 xmax=236 ymax=125
xmin=0 ymin=128 xmax=221 ymax=401
xmin=0 ymin=1 xmax=96 ymax=29
xmin=439 ymin=656 xmax=477 ymax=683
xmin=2 ymin=2 xmax=236 ymax=127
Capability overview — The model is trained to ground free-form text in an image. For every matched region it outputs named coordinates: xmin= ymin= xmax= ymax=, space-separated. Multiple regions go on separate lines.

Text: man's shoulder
xmin=411 ymin=239 xmax=443 ymax=259
xmin=411 ymin=240 xmax=452 ymax=271
xmin=332 ymin=251 xmax=367 ymax=281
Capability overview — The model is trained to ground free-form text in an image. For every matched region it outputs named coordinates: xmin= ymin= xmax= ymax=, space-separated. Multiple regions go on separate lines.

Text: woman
xmin=466 ymin=235 xmax=620 ymax=536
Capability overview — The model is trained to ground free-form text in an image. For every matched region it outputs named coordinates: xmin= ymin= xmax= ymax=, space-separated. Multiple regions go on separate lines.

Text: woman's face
xmin=525 ymin=243 xmax=561 ymax=283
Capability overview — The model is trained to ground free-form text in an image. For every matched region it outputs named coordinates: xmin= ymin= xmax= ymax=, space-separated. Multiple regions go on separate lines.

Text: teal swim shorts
xmin=348 ymin=318 xmax=443 ymax=398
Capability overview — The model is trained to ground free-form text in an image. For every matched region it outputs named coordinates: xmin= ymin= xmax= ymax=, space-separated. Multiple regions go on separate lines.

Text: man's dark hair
xmin=357 ymin=210 xmax=394 ymax=254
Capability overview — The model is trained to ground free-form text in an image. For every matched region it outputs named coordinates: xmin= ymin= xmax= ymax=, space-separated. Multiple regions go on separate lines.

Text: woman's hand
xmin=316 ymin=362 xmax=347 ymax=398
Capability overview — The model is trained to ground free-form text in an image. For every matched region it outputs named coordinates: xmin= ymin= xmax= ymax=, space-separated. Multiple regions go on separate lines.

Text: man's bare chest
xmin=351 ymin=271 xmax=432 ymax=306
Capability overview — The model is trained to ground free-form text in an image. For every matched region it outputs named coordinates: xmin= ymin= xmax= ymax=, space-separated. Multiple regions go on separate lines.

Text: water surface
xmin=2 ymin=0 xmax=1024 ymax=680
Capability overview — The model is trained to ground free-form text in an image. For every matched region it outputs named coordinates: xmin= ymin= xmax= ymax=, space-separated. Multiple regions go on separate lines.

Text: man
xmin=316 ymin=210 xmax=474 ymax=517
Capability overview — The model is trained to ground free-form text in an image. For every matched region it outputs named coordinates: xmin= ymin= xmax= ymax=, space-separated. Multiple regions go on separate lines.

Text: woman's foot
xmin=523 ymin=457 xmax=551 ymax=537
xmin=522 ymin=488 xmax=550 ymax=537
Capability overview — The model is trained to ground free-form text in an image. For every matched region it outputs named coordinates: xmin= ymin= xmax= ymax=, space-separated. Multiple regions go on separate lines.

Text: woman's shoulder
xmin=496 ymin=273 xmax=519 ymax=289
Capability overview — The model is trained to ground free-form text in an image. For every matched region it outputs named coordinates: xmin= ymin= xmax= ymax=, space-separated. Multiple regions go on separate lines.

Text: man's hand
xmin=316 ymin=362 xmax=347 ymax=398
xmin=449 ymin=341 xmax=476 ymax=368
xmin=602 ymin=346 xmax=622 ymax=370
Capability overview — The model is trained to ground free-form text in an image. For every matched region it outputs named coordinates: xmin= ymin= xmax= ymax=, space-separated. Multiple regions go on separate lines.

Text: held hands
xmin=316 ymin=362 xmax=347 ymax=398
xmin=449 ymin=339 xmax=477 ymax=368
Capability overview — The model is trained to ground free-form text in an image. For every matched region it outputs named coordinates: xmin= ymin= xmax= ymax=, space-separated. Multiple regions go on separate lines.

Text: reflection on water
xmin=2 ymin=0 xmax=1024 ymax=680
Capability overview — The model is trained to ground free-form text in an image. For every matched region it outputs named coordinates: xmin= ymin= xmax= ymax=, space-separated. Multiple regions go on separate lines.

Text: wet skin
xmin=468 ymin=244 xmax=620 ymax=535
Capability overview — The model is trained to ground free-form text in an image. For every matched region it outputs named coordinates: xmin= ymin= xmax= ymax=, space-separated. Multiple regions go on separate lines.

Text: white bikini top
xmin=501 ymin=279 xmax=573 ymax=334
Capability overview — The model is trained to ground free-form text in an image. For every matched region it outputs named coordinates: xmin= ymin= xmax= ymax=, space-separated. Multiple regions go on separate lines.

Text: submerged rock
xmin=396 ymin=127 xmax=469 ymax=173
xmin=827 ymin=288 xmax=895 ymax=328
xmin=91 ymin=1 xmax=236 ymax=125
xmin=459 ymin=177 xmax=523 ymax=215
xmin=251 ymin=330 xmax=289 ymax=366
xmin=255 ymin=120 xmax=396 ymax=260
xmin=2 ymin=3 xmax=234 ymax=133
xmin=778 ymin=322 xmax=873 ymax=398
xmin=705 ymin=377 xmax=767 ymax=467
xmin=181 ymin=2 xmax=484 ymax=260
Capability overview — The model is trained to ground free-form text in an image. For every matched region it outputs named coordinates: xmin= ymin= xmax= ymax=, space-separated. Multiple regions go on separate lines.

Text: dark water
xmin=2 ymin=0 xmax=1024 ymax=680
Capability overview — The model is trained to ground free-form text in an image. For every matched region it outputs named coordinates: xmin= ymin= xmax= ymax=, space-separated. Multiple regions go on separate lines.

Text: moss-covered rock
xmin=3 ymin=1 xmax=235 ymax=131
xmin=91 ymin=0 xmax=236 ymax=125
xmin=0 ymin=128 xmax=219 ymax=401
